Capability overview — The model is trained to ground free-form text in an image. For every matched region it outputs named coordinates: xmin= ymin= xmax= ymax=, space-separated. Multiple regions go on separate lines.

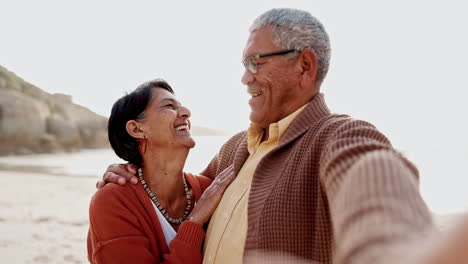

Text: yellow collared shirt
xmin=203 ymin=104 xmax=308 ymax=264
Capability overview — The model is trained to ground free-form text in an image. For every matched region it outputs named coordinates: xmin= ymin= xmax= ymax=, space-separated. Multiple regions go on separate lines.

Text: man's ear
xmin=299 ymin=49 xmax=319 ymax=94
xmin=300 ymin=49 xmax=318 ymax=81
xmin=126 ymin=120 xmax=145 ymax=139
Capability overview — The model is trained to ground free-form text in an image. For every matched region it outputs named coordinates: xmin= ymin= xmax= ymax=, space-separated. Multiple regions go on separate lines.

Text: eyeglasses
xmin=242 ymin=49 xmax=300 ymax=74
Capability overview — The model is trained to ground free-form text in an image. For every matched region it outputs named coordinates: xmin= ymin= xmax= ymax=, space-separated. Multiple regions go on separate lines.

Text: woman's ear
xmin=126 ymin=120 xmax=145 ymax=139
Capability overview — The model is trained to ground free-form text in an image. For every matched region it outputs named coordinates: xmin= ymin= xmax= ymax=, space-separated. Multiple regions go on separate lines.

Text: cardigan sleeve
xmin=161 ymin=175 xmax=209 ymax=263
xmin=163 ymin=221 xmax=205 ymax=263
xmin=88 ymin=185 xmax=205 ymax=264
xmin=88 ymin=185 xmax=158 ymax=263
xmin=319 ymin=119 xmax=435 ymax=264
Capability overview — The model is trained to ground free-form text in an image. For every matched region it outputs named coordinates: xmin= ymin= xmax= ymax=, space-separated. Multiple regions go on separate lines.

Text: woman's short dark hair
xmin=108 ymin=79 xmax=174 ymax=166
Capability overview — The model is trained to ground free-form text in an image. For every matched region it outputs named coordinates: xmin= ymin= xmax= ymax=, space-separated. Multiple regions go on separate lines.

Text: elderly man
xmin=99 ymin=8 xmax=467 ymax=264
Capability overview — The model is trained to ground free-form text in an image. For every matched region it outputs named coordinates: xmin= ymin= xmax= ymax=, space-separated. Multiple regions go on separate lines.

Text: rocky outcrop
xmin=0 ymin=65 xmax=109 ymax=155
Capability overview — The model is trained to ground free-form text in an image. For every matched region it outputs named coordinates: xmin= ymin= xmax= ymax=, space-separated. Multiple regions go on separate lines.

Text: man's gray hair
xmin=250 ymin=8 xmax=331 ymax=83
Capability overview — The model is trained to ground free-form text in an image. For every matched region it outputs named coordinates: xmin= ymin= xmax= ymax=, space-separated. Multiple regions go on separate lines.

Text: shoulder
xmin=89 ymin=183 xmax=140 ymax=218
xmin=222 ymin=131 xmax=247 ymax=149
xmin=327 ymin=115 xmax=390 ymax=144
xmin=201 ymin=131 xmax=247 ymax=176
xmin=308 ymin=114 xmax=386 ymax=141
xmin=318 ymin=114 xmax=356 ymax=132
xmin=91 ymin=183 xmax=135 ymax=203
xmin=298 ymin=114 xmax=393 ymax=165
xmin=88 ymin=183 xmax=148 ymax=240
xmin=217 ymin=130 xmax=247 ymax=158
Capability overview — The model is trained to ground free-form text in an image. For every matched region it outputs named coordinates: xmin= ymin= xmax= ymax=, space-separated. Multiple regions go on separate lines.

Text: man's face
xmin=241 ymin=26 xmax=303 ymax=129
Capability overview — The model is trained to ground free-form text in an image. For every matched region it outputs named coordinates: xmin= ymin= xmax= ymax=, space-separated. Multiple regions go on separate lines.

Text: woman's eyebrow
xmin=160 ymin=98 xmax=180 ymax=105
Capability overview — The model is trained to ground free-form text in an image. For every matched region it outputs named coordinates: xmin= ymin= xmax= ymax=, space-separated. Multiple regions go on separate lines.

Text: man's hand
xmin=404 ymin=213 xmax=468 ymax=264
xmin=96 ymin=163 xmax=139 ymax=189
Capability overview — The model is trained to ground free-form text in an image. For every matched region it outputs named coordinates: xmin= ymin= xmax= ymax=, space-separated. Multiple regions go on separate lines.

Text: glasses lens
xmin=247 ymin=57 xmax=257 ymax=74
xmin=242 ymin=59 xmax=249 ymax=71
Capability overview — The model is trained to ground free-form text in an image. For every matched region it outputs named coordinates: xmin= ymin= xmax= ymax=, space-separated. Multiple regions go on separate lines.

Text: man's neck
xmin=261 ymin=128 xmax=269 ymax=142
xmin=257 ymin=98 xmax=314 ymax=143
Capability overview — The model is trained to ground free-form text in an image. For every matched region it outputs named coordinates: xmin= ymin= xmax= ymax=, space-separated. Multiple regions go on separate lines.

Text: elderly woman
xmin=87 ymin=79 xmax=234 ymax=263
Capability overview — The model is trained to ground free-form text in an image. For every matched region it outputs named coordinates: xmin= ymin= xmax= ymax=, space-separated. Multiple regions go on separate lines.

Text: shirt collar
xmin=247 ymin=103 xmax=309 ymax=154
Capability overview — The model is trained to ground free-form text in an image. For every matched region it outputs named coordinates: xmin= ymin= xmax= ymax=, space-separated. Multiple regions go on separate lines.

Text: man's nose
xmin=241 ymin=69 xmax=254 ymax=85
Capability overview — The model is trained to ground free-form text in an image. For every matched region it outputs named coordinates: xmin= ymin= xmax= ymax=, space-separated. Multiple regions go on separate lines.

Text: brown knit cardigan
xmin=201 ymin=94 xmax=434 ymax=264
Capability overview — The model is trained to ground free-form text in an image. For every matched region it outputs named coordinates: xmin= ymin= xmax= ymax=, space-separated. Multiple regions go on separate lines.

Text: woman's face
xmin=138 ymin=87 xmax=195 ymax=150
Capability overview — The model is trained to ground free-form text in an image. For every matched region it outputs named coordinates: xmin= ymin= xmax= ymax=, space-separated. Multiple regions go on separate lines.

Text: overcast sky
xmin=1 ymin=0 xmax=467 ymax=213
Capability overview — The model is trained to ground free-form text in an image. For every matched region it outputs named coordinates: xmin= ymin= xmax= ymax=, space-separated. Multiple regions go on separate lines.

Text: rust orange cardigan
xmin=87 ymin=172 xmax=212 ymax=264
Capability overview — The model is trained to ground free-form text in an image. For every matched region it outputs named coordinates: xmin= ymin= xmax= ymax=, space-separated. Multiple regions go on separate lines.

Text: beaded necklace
xmin=138 ymin=168 xmax=192 ymax=225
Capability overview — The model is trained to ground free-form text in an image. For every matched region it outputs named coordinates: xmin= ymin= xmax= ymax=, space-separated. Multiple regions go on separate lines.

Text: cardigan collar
xmin=246 ymin=103 xmax=309 ymax=155
xmin=278 ymin=93 xmax=331 ymax=148
xmin=231 ymin=93 xmax=331 ymax=175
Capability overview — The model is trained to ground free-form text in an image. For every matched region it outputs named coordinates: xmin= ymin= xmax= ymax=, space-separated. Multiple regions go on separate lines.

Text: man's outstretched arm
xmin=320 ymin=119 xmax=435 ymax=263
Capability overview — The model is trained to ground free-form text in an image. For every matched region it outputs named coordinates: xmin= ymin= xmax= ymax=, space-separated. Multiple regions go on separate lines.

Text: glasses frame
xmin=242 ymin=49 xmax=300 ymax=74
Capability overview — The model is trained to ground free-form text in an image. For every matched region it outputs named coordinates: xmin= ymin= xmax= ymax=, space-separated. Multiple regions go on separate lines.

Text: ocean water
xmin=0 ymin=136 xmax=229 ymax=178
xmin=0 ymin=135 xmax=467 ymax=215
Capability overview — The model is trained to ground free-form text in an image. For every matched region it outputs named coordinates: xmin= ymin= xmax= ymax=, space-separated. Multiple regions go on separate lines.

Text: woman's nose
xmin=178 ymin=106 xmax=191 ymax=118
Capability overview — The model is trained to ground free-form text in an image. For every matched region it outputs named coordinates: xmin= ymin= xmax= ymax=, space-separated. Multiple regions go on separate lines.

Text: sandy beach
xmin=0 ymin=170 xmax=96 ymax=264
xmin=0 ymin=151 xmax=464 ymax=264
xmin=0 ymin=144 xmax=219 ymax=264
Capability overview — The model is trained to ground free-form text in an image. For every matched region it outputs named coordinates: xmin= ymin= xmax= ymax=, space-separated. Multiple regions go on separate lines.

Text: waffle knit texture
xmin=203 ymin=103 xmax=307 ymax=264
xmin=87 ymin=173 xmax=212 ymax=264
xmin=200 ymin=93 xmax=435 ymax=264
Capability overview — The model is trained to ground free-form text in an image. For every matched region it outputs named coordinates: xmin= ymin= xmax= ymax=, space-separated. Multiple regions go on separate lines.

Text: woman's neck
xmin=141 ymin=146 xmax=189 ymax=204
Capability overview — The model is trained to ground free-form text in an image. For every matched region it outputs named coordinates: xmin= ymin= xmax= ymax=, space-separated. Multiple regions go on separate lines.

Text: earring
xmin=142 ymin=135 xmax=147 ymax=154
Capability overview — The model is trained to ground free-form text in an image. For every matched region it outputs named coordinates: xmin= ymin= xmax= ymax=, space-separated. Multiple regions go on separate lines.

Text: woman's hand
xmin=96 ymin=163 xmax=139 ymax=189
xmin=187 ymin=165 xmax=236 ymax=225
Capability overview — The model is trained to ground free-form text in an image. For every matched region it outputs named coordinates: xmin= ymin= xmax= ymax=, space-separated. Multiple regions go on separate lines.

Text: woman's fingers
xmin=218 ymin=164 xmax=234 ymax=178
xmin=187 ymin=165 xmax=237 ymax=225
xmin=220 ymin=165 xmax=235 ymax=185
xmin=213 ymin=164 xmax=235 ymax=188
xmin=207 ymin=166 xmax=235 ymax=198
